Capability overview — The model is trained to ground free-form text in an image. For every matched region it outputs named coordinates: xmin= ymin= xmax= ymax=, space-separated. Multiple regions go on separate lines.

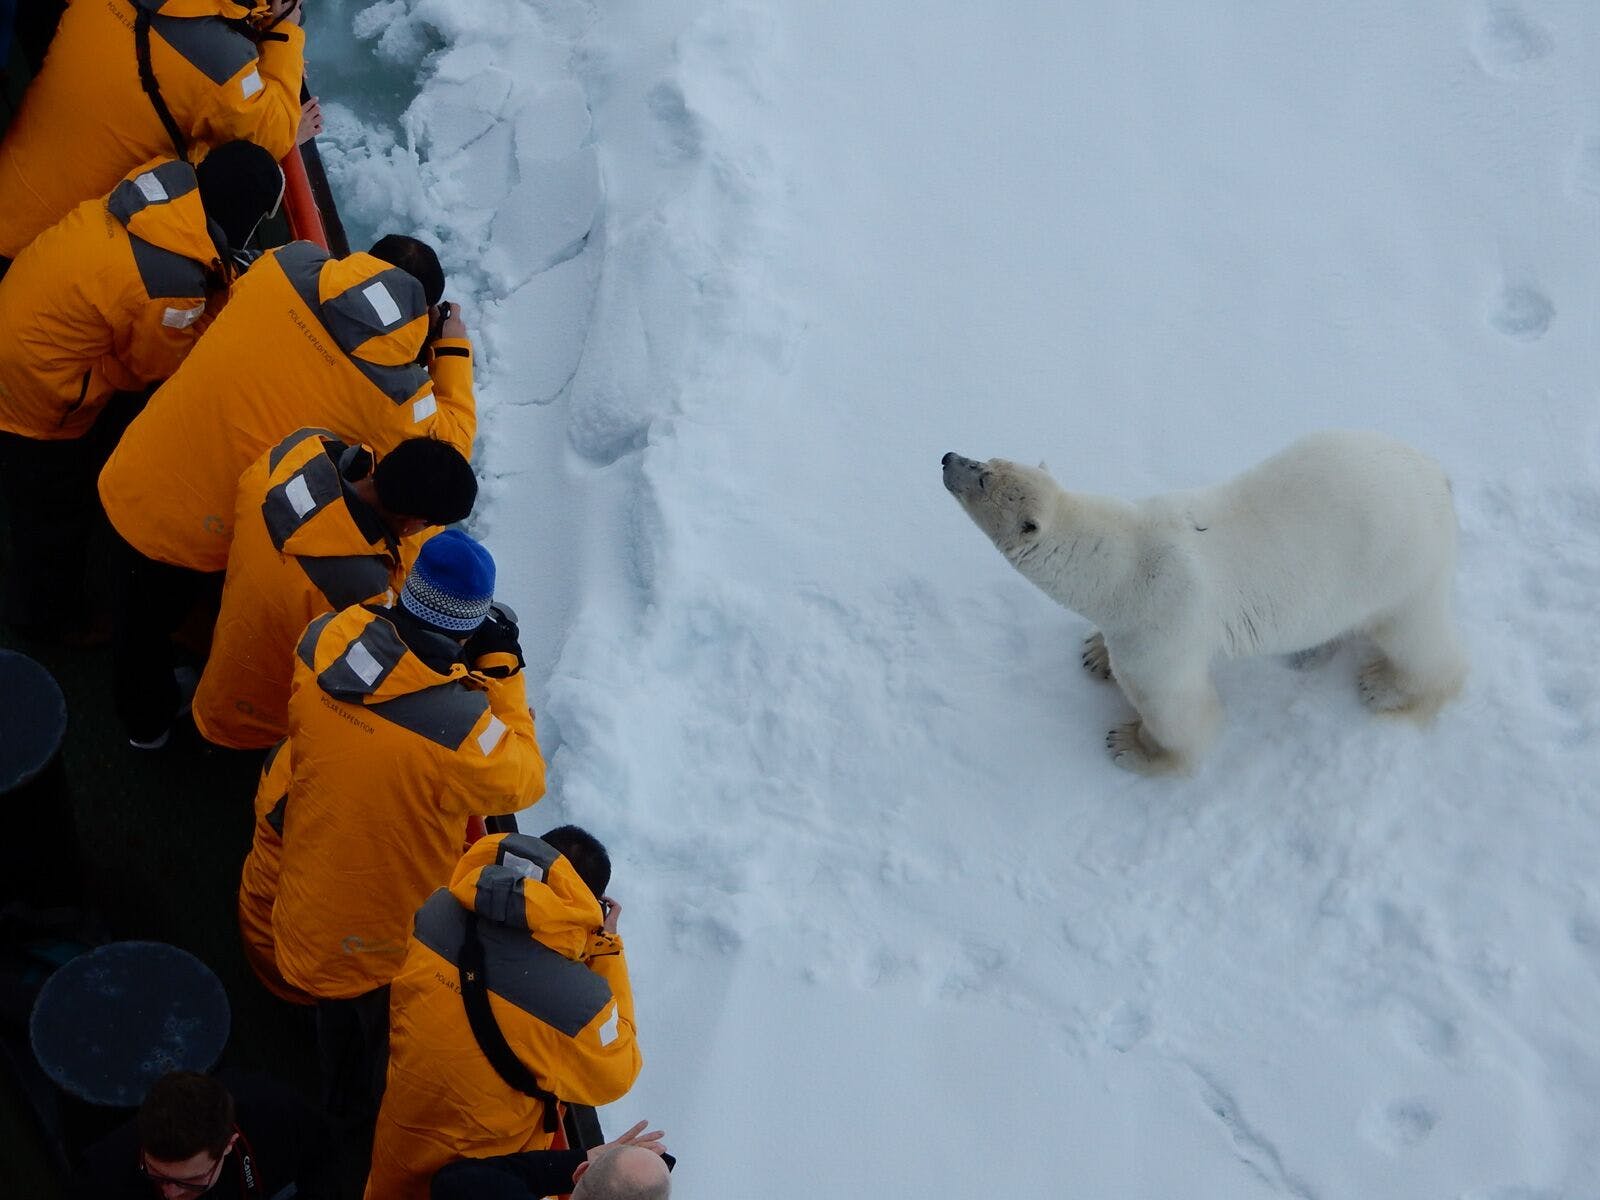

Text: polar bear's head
xmin=941 ymin=452 xmax=1057 ymax=565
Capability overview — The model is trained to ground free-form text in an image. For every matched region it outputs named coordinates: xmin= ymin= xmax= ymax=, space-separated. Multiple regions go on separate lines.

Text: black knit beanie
xmin=368 ymin=234 xmax=445 ymax=306
xmin=194 ymin=141 xmax=283 ymax=251
xmin=371 ymin=438 xmax=478 ymax=526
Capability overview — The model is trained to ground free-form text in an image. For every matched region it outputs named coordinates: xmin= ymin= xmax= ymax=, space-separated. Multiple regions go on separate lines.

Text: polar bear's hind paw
xmin=1358 ymin=658 xmax=1416 ymax=712
xmin=1106 ymin=721 xmax=1183 ymax=775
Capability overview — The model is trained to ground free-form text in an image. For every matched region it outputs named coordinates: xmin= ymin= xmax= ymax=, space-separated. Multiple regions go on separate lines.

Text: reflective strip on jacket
xmin=0 ymin=157 xmax=222 ymax=440
xmin=271 ymin=605 xmax=544 ymax=1000
xmin=97 ymin=241 xmax=476 ymax=571
xmin=364 ymin=833 xmax=641 ymax=1200
xmin=0 ymin=0 xmax=303 ymax=257
xmin=191 ymin=428 xmax=410 ymax=749
xmin=237 ymin=738 xmax=315 ymax=1005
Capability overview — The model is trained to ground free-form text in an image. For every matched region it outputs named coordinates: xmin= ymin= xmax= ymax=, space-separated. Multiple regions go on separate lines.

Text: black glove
xmin=464 ymin=604 xmax=524 ymax=677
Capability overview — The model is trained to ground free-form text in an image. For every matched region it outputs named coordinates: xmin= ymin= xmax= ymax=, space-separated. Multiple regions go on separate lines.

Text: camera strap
xmin=458 ymin=912 xmax=562 ymax=1133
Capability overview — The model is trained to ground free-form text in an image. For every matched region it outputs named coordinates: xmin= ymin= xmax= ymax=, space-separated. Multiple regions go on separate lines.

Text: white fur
xmin=942 ymin=431 xmax=1466 ymax=774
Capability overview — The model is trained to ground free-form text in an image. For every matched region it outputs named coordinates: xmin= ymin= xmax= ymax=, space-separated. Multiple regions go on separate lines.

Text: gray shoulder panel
xmin=151 ymin=12 xmax=258 ymax=86
xmin=295 ymin=610 xmax=338 ymax=671
xmin=296 ymin=554 xmax=391 ymax=610
xmin=264 ymin=793 xmax=287 ymax=837
xmin=273 ymin=241 xmax=332 ymax=312
xmin=261 ymin=450 xmax=344 ymax=550
xmin=364 ymin=682 xmax=489 ymax=749
xmin=351 ymin=357 xmax=430 ymax=406
xmin=128 ymin=236 xmax=208 ymax=301
xmin=266 ymin=427 xmax=338 ymax=472
xmin=412 ymin=893 xmax=615 ymax=1038
xmin=316 ymin=617 xmax=408 ymax=701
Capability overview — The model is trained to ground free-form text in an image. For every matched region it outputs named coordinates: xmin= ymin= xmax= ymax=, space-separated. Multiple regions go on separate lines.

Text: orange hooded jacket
xmin=97 ymin=242 xmax=475 ymax=572
xmin=0 ymin=157 xmax=225 ymax=440
xmin=271 ymin=604 xmax=544 ymax=1001
xmin=364 ymin=833 xmax=641 ymax=1200
xmin=237 ymin=738 xmax=315 ymax=1005
xmin=191 ymin=428 xmax=416 ymax=750
xmin=0 ymin=0 xmax=303 ymax=258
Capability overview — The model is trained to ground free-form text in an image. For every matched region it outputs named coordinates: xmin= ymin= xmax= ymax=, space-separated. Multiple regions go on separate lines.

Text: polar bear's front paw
xmin=1081 ymin=631 xmax=1114 ymax=681
xmin=1105 ymin=721 xmax=1180 ymax=775
xmin=1358 ymin=657 xmax=1411 ymax=711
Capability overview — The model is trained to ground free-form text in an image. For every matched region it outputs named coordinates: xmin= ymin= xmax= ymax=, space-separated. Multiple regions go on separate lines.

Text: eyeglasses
xmin=138 ymin=1142 xmax=229 ymax=1193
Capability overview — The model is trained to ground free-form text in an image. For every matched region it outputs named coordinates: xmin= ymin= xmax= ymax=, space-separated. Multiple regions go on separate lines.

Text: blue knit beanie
xmin=400 ymin=529 xmax=496 ymax=634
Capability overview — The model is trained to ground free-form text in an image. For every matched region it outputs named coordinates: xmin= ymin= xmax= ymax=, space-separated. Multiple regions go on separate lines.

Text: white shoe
xmin=127 ymin=667 xmax=198 ymax=750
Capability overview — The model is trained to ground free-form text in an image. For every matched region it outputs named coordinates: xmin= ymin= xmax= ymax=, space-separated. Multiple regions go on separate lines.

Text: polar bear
xmin=941 ymin=430 xmax=1466 ymax=774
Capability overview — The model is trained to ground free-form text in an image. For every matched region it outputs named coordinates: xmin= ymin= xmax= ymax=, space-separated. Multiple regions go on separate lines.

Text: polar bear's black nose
xmin=942 ymin=452 xmax=955 ymax=467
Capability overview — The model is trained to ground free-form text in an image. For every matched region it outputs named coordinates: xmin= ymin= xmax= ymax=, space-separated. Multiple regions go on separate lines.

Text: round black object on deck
xmin=0 ymin=649 xmax=67 ymax=794
xmin=29 ymin=941 xmax=231 ymax=1109
xmin=0 ymin=649 xmax=77 ymax=906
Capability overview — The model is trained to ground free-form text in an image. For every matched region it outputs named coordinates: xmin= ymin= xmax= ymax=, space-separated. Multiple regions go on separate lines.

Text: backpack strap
xmin=134 ymin=5 xmax=190 ymax=162
xmin=458 ymin=912 xmax=562 ymax=1133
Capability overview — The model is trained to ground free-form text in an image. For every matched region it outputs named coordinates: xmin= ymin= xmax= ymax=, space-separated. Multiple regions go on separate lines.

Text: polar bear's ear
xmin=1038 ymin=460 xmax=1051 ymax=474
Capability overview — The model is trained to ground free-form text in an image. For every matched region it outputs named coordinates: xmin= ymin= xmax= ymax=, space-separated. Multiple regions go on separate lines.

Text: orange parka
xmin=237 ymin=738 xmax=314 ymax=1005
xmin=191 ymin=428 xmax=413 ymax=750
xmin=97 ymin=242 xmax=475 ymax=572
xmin=271 ymin=604 xmax=544 ymax=1001
xmin=0 ymin=0 xmax=303 ymax=258
xmin=364 ymin=833 xmax=641 ymax=1200
xmin=0 ymin=158 xmax=223 ymax=440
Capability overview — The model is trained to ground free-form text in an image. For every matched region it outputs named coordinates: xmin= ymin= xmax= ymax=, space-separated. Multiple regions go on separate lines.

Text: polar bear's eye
xmin=1020 ymin=520 xmax=1038 ymax=535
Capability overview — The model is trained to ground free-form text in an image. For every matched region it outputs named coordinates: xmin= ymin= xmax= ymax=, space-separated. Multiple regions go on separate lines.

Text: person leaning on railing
xmin=0 ymin=0 xmax=307 ymax=263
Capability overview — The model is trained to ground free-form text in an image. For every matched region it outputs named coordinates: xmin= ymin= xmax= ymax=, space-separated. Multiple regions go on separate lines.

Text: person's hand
xmin=600 ymin=895 xmax=621 ymax=934
xmin=464 ymin=606 xmax=523 ymax=677
xmin=570 ymin=1120 xmax=669 ymax=1184
xmin=438 ymin=300 xmax=467 ymax=340
xmin=297 ymin=96 xmax=322 ymax=145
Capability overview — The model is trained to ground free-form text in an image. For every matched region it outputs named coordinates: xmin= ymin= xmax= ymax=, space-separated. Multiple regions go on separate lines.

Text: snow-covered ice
xmin=308 ymin=1 xmax=1600 ymax=1195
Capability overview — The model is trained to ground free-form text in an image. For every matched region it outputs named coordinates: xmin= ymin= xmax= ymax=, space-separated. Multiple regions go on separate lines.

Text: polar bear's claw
xmin=1106 ymin=720 xmax=1182 ymax=775
xmin=1081 ymin=632 xmax=1114 ymax=681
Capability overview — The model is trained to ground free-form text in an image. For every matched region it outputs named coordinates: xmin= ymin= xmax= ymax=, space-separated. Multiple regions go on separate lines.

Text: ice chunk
xmin=485 ymin=145 xmax=600 ymax=285
xmin=485 ymin=249 xmax=600 ymax=406
xmin=511 ymin=82 xmax=592 ymax=164
xmin=409 ymin=70 xmax=513 ymax=160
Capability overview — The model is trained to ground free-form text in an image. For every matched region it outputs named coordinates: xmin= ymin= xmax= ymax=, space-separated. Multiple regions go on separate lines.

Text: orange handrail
xmin=280 ymin=144 xmax=328 ymax=250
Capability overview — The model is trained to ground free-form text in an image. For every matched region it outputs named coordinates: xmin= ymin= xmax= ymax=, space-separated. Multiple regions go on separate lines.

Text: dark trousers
xmin=315 ymin=986 xmax=391 ymax=1135
xmin=0 ymin=431 xmax=102 ymax=633
xmin=107 ymin=532 xmax=216 ymax=742
xmin=0 ymin=394 xmax=142 ymax=635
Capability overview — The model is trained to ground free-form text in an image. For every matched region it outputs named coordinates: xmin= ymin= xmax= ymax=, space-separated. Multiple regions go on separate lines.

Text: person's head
xmin=370 ymin=438 xmax=478 ymax=537
xmin=571 ymin=1144 xmax=672 ymax=1200
xmin=368 ymin=234 xmax=445 ymax=307
xmin=540 ymin=824 xmax=611 ymax=903
xmin=194 ymin=141 xmax=284 ymax=252
xmin=136 ymin=1072 xmax=237 ymax=1199
xmin=398 ymin=528 xmax=495 ymax=640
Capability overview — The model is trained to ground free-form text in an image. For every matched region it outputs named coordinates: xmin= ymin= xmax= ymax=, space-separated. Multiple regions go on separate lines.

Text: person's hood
xmin=448 ymin=833 xmax=611 ymax=961
xmin=271 ymin=442 xmax=394 ymax=561
xmin=108 ymin=159 xmax=220 ymax=267
xmin=309 ymin=605 xmax=468 ymax=707
xmin=317 ymin=252 xmax=430 ymax=368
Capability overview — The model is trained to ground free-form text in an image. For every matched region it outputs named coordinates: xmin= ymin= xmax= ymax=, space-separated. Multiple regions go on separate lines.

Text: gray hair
xmin=572 ymin=1145 xmax=672 ymax=1200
